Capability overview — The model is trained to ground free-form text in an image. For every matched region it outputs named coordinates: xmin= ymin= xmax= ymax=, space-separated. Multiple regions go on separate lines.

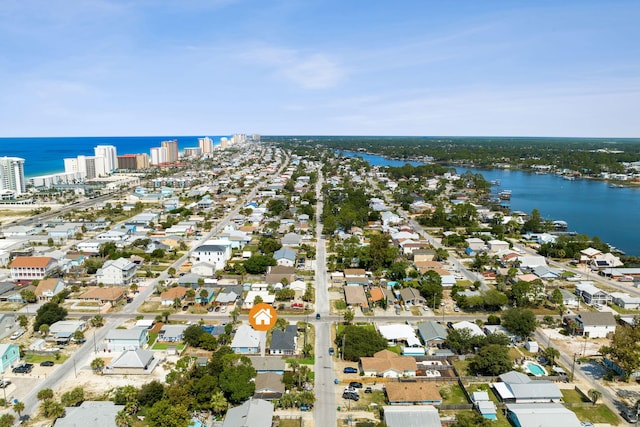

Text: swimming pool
xmin=524 ymin=361 xmax=547 ymax=376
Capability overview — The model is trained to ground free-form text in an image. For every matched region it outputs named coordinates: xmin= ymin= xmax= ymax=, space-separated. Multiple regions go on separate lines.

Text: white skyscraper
xmin=150 ymin=147 xmax=167 ymax=165
xmin=94 ymin=145 xmax=118 ymax=172
xmin=0 ymin=157 xmax=26 ymax=196
xmin=64 ymin=155 xmax=108 ymax=179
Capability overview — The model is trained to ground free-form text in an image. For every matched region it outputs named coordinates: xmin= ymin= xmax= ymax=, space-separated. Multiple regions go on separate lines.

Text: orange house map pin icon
xmin=249 ymin=303 xmax=277 ymax=331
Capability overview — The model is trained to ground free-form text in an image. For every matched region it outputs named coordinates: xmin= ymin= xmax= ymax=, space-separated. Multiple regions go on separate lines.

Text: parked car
xmin=364 ymin=387 xmax=373 ymax=393
xmin=12 ymin=364 xmax=34 ymax=374
xmin=0 ymin=380 xmax=11 ymax=388
xmin=40 ymin=361 xmax=55 ymax=367
xmin=328 ymin=347 xmax=335 ymax=356
xmin=343 ymin=367 xmax=358 ymax=374
xmin=342 ymin=391 xmax=359 ymax=401
xmin=349 ymin=382 xmax=363 ymax=389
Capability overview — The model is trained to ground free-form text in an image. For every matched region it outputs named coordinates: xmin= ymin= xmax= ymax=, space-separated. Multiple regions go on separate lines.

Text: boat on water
xmin=563 ymin=176 xmax=576 ymax=181
xmin=498 ymin=190 xmax=512 ymax=200
xmin=609 ymin=183 xmax=624 ymax=188
xmin=491 ymin=179 xmax=501 ymax=186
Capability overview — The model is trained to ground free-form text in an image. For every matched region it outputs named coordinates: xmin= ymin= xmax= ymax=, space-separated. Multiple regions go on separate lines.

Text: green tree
xmin=337 ymin=325 xmax=388 ymax=362
xmin=468 ymin=344 xmax=512 ymax=376
xmin=20 ymin=289 xmax=37 ymax=303
xmin=91 ymin=358 xmax=105 ymax=374
xmin=210 ymin=390 xmax=228 ymax=415
xmin=588 ymin=389 xmax=602 ymax=405
xmin=451 ymin=411 xmax=494 ymax=427
xmin=137 ymin=380 xmax=165 ymax=408
xmin=258 ymin=237 xmax=282 ymax=255
xmin=601 ymin=323 xmax=640 ymax=381
xmin=115 ymin=410 xmax=134 ymax=427
xmin=343 ymin=309 xmax=354 ymax=325
xmin=183 ymin=324 xmax=205 ymax=347
xmin=501 ymin=308 xmax=537 ymax=339
xmin=243 ymin=254 xmax=276 ymax=274
xmin=219 ymin=354 xmax=256 ymax=404
xmin=72 ymin=330 xmax=85 ymax=342
xmin=550 ymin=288 xmax=563 ymax=306
xmin=17 ymin=314 xmax=28 ymax=328
xmin=41 ymin=399 xmax=65 ymax=419
xmin=483 ymin=289 xmax=508 ymax=311
xmin=445 ymin=328 xmax=477 ymax=355
xmin=37 ymin=388 xmax=54 ymax=400
xmin=0 ymin=414 xmax=15 ymax=427
xmin=146 ymin=400 xmax=190 ymax=427
xmin=61 ymin=387 xmax=85 ymax=407
xmin=39 ymin=324 xmax=50 ymax=337
xmin=199 ymin=288 xmax=209 ymax=305
xmin=167 ymin=267 xmax=176 ymax=277
xmin=91 ymin=314 xmax=104 ymax=327
xmin=34 ymin=302 xmax=68 ymax=332
xmin=13 ymin=401 xmax=24 ymax=420
xmin=543 ymin=346 xmax=560 ymax=365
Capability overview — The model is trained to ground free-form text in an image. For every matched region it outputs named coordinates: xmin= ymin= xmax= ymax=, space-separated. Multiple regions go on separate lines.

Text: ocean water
xmin=343 ymin=151 xmax=640 ymax=257
xmin=0 ymin=136 xmax=223 ymax=177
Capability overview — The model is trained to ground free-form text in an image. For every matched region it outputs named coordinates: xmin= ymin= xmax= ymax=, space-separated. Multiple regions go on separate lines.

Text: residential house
xmin=451 ymin=320 xmax=486 ymax=338
xmin=413 ymin=249 xmax=436 ymax=263
xmin=190 ymin=240 xmax=232 ymax=271
xmin=492 ymin=371 xmax=562 ymax=403
xmin=254 ymin=373 xmax=285 ymax=400
xmin=0 ymin=314 xmax=18 ymax=340
xmin=158 ymin=325 xmax=187 ymax=342
xmin=34 ymin=278 xmax=66 ymax=301
xmin=10 ymin=256 xmax=57 ymax=281
xmin=231 ymin=324 xmax=261 ymax=354
xmin=54 ymin=401 xmax=124 ymax=427
xmin=243 ymin=291 xmax=275 ymax=310
xmin=79 ymin=287 xmax=125 ymax=305
xmin=574 ymin=282 xmax=612 ymax=306
xmin=105 ymin=348 xmax=157 ymax=375
xmin=505 ymin=403 xmax=581 ymax=427
xmin=247 ymin=356 xmax=286 ymax=375
xmin=48 ymin=224 xmax=79 ymax=243
xmin=194 ymin=286 xmax=216 ymax=305
xmin=265 ymin=265 xmax=295 ymax=285
xmin=487 ymin=239 xmax=510 ymax=253
xmin=49 ymin=320 xmax=86 ymax=343
xmin=399 ymin=287 xmax=426 ymax=306
xmin=281 ymin=233 xmax=301 ymax=247
xmin=418 ymin=321 xmax=448 ymax=349
xmin=96 ymin=258 xmax=138 ymax=286
xmin=160 ymin=286 xmax=188 ymax=306
xmin=273 ymin=248 xmax=296 ymax=267
xmin=385 ymin=382 xmax=442 ymax=405
xmin=222 ymin=399 xmax=273 ymax=427
xmin=360 ymin=349 xmax=417 ymax=378
xmin=76 ymin=240 xmax=102 ymax=254
xmin=610 ymin=292 xmax=640 ymax=310
xmin=378 ymin=324 xmax=422 ymax=347
xmin=344 ymin=286 xmax=369 ymax=311
xmin=471 ymin=391 xmax=497 ymax=421
xmin=104 ymin=328 xmax=149 ymax=352
xmin=216 ymin=289 xmax=239 ymax=306
xmin=466 ymin=238 xmax=486 ymax=252
xmin=575 ymin=312 xmax=617 ymax=338
xmin=191 ymin=261 xmax=217 ymax=277
xmin=414 ymin=261 xmax=443 ymax=274
xmin=269 ymin=325 xmax=297 ymax=355
xmin=555 ymin=289 xmax=579 ymax=309
xmin=96 ymin=229 xmax=130 ymax=242
xmin=383 ymin=405 xmax=442 ymax=427
xmin=0 ymin=344 xmax=20 ymax=373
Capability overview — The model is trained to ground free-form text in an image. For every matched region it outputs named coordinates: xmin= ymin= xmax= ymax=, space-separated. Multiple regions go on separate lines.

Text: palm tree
xmin=13 ymin=401 xmax=25 ymax=420
xmin=91 ymin=314 xmax=104 ymax=327
xmin=39 ymin=324 xmax=50 ymax=337
xmin=343 ymin=309 xmax=354 ymax=325
xmin=115 ymin=409 xmax=134 ymax=427
xmin=130 ymin=283 xmax=139 ymax=294
xmin=0 ymin=414 xmax=15 ymax=427
xmin=210 ymin=391 xmax=228 ymax=416
xmin=588 ymin=389 xmax=602 ymax=406
xmin=162 ymin=310 xmax=171 ymax=323
xmin=230 ymin=306 xmax=241 ymax=323
xmin=544 ymin=347 xmax=560 ymax=365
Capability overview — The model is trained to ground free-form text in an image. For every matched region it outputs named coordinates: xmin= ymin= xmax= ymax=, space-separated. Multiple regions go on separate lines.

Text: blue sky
xmin=1 ymin=0 xmax=639 ymax=137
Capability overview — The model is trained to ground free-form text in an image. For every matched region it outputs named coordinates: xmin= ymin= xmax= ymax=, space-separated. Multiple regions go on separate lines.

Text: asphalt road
xmin=313 ymin=168 xmax=337 ymax=427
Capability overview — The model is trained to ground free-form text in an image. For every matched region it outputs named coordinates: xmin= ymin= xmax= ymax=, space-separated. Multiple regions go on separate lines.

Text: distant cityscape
xmin=0 ymin=134 xmax=260 ymax=199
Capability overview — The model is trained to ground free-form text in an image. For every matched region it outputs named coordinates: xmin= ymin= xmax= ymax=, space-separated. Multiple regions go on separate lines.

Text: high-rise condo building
xmin=0 ymin=157 xmax=26 ymax=196
xmin=94 ymin=145 xmax=118 ymax=173
xmin=150 ymin=147 xmax=167 ymax=165
xmin=117 ymin=154 xmax=150 ymax=170
xmin=198 ymin=137 xmax=213 ymax=154
xmin=161 ymin=139 xmax=179 ymax=163
xmin=63 ymin=155 xmax=108 ymax=179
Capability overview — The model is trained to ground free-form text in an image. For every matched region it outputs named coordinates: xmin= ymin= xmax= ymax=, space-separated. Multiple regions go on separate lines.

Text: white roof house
xmin=505 ymin=403 xmax=581 ymax=427
xmin=383 ymin=405 xmax=442 ymax=427
xmin=378 ymin=324 xmax=422 ymax=347
xmin=96 ymin=257 xmax=138 ymax=286
xmin=451 ymin=321 xmax=485 ymax=337
xmin=231 ymin=324 xmax=261 ymax=354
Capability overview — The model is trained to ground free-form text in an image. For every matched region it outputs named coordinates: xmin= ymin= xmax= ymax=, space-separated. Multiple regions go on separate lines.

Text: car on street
xmin=343 ymin=367 xmax=358 ymax=374
xmin=349 ymin=382 xmax=363 ymax=388
xmin=12 ymin=363 xmax=34 ymax=374
xmin=40 ymin=361 xmax=55 ymax=367
xmin=422 ymin=306 xmax=429 ymax=311
xmin=316 ymin=313 xmax=321 ymax=320
xmin=328 ymin=347 xmax=335 ymax=356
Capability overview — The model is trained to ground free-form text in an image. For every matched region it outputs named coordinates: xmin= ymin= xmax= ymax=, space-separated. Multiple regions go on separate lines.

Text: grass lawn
xmin=466 ymin=383 xmax=501 ymax=403
xmin=570 ymin=404 xmax=621 ymax=425
xmin=438 ymin=384 xmax=468 ymax=404
xmin=24 ymin=353 xmax=69 ymax=364
xmin=152 ymin=342 xmax=185 ymax=351
xmin=562 ymin=389 xmax=590 ymax=403
xmin=277 ymin=419 xmax=302 ymax=427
